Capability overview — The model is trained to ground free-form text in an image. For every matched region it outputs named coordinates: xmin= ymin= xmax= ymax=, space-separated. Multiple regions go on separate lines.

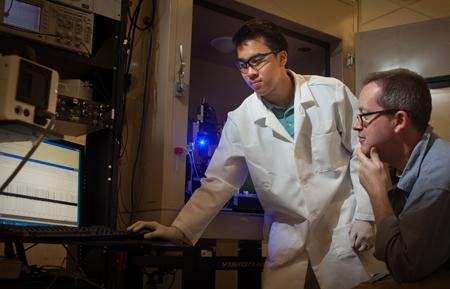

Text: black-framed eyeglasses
xmin=235 ymin=50 xmax=281 ymax=73
xmin=356 ymin=109 xmax=400 ymax=125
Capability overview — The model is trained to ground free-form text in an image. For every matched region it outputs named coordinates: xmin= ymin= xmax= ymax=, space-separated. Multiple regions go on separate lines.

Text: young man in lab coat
xmin=129 ymin=19 xmax=378 ymax=289
xmin=351 ymin=69 xmax=450 ymax=288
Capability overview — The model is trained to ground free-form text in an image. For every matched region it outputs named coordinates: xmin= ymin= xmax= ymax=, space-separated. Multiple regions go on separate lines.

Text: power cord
xmin=3 ymin=0 xmax=13 ymax=17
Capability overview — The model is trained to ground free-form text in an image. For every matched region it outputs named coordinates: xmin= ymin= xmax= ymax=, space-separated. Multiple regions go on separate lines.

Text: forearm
xmin=173 ymin=175 xmax=243 ymax=244
xmin=368 ymin=189 xmax=395 ymax=226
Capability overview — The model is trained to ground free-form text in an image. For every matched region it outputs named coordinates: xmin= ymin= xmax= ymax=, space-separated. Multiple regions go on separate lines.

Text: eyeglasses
xmin=235 ymin=50 xmax=281 ymax=73
xmin=356 ymin=109 xmax=400 ymax=126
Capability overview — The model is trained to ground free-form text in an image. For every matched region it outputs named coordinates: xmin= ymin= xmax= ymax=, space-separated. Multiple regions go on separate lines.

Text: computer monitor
xmin=0 ymin=139 xmax=84 ymax=227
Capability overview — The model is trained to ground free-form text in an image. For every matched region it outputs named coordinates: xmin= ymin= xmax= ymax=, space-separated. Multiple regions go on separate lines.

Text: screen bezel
xmin=16 ymin=58 xmax=52 ymax=109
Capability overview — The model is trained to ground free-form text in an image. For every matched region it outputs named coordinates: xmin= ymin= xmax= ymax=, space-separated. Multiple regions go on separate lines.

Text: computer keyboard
xmin=0 ymin=224 xmax=138 ymax=241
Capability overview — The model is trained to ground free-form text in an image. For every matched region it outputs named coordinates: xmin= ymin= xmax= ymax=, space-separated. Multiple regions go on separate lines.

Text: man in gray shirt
xmin=352 ymin=68 xmax=450 ymax=288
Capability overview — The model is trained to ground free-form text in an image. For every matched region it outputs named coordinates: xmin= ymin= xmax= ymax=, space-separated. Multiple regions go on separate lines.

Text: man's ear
xmin=278 ymin=51 xmax=288 ymax=67
xmin=394 ymin=111 xmax=408 ymax=133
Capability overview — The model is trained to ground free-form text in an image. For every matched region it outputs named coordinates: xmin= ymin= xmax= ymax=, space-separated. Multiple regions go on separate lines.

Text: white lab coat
xmin=173 ymin=71 xmax=375 ymax=289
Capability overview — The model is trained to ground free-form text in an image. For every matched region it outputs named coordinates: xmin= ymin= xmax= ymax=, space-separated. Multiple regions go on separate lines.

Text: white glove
xmin=127 ymin=221 xmax=184 ymax=243
xmin=350 ymin=220 xmax=375 ymax=251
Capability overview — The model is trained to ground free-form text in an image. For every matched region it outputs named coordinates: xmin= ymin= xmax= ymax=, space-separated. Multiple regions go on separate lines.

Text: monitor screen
xmin=0 ymin=139 xmax=84 ymax=227
xmin=3 ymin=0 xmax=41 ymax=32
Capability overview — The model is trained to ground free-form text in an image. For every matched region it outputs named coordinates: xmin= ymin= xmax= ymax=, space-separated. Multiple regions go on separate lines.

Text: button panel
xmin=48 ymin=2 xmax=94 ymax=56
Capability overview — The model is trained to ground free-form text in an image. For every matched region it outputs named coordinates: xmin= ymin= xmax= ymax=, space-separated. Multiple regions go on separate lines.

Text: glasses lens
xmin=236 ymin=61 xmax=247 ymax=72
xmin=236 ymin=51 xmax=278 ymax=73
xmin=248 ymin=55 xmax=266 ymax=69
xmin=359 ymin=113 xmax=375 ymax=125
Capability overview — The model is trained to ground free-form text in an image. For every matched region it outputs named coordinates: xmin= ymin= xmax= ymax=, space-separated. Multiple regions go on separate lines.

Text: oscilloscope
xmin=0 ymin=0 xmax=94 ymax=56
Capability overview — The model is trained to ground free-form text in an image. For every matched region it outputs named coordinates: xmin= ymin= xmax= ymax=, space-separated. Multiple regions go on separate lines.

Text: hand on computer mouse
xmin=127 ymin=221 xmax=184 ymax=242
xmin=127 ymin=228 xmax=153 ymax=238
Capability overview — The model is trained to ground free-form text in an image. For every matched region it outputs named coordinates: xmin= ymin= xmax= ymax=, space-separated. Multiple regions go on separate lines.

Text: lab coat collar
xmin=293 ymin=71 xmax=319 ymax=144
xmin=292 ymin=72 xmax=319 ymax=111
xmin=252 ymin=97 xmax=293 ymax=142
xmin=250 ymin=70 xmax=319 ymax=119
xmin=250 ymin=70 xmax=319 ymax=143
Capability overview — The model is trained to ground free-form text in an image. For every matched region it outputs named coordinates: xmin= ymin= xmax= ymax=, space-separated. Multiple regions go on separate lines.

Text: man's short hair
xmin=362 ymin=68 xmax=432 ymax=132
xmin=232 ymin=18 xmax=289 ymax=53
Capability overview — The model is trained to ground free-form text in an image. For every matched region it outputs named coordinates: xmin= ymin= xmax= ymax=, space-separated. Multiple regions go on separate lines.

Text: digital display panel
xmin=3 ymin=0 xmax=41 ymax=32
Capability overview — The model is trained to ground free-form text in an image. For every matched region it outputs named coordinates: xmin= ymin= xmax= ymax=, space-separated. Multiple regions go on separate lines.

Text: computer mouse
xmin=127 ymin=228 xmax=153 ymax=239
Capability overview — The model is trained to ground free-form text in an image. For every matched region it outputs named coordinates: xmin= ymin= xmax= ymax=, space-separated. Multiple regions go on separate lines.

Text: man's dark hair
xmin=232 ymin=19 xmax=289 ymax=53
xmin=362 ymin=68 xmax=432 ymax=132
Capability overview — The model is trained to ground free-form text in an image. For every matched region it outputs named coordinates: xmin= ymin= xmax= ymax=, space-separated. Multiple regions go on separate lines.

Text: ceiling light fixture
xmin=210 ymin=37 xmax=235 ymax=54
xmin=297 ymin=46 xmax=312 ymax=53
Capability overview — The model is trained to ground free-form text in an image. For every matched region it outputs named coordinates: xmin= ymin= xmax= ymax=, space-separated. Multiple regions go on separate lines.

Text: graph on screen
xmin=0 ymin=140 xmax=83 ymax=227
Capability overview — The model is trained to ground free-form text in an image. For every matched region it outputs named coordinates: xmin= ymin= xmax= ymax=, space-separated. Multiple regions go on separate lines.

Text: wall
xmin=430 ymin=88 xmax=450 ymax=142
xmin=355 ymin=16 xmax=450 ymax=95
xmin=358 ymin=0 xmax=450 ymax=32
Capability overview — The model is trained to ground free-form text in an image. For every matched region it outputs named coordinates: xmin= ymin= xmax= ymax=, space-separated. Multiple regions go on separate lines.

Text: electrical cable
xmin=119 ymin=0 xmax=146 ymax=182
xmin=125 ymin=0 xmax=142 ymax=75
xmin=119 ymin=115 xmax=129 ymax=162
xmin=36 ymin=244 xmax=106 ymax=289
xmin=117 ymin=165 xmax=132 ymax=229
xmin=60 ymin=244 xmax=85 ymax=275
xmin=43 ymin=258 xmax=68 ymax=289
xmin=188 ymin=149 xmax=201 ymax=181
xmin=167 ymin=269 xmax=178 ymax=289
xmin=125 ymin=0 xmax=155 ymax=74
xmin=40 ymin=260 xmax=105 ymax=289
xmin=129 ymin=32 xmax=153 ymax=225
xmin=186 ymin=149 xmax=195 ymax=195
xmin=0 ymin=113 xmax=55 ymax=194
xmin=118 ymin=0 xmax=156 ymax=225
xmin=127 ymin=0 xmax=155 ymax=31
xmin=3 ymin=0 xmax=13 ymax=17
xmin=10 ymin=243 xmax=39 ymax=257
